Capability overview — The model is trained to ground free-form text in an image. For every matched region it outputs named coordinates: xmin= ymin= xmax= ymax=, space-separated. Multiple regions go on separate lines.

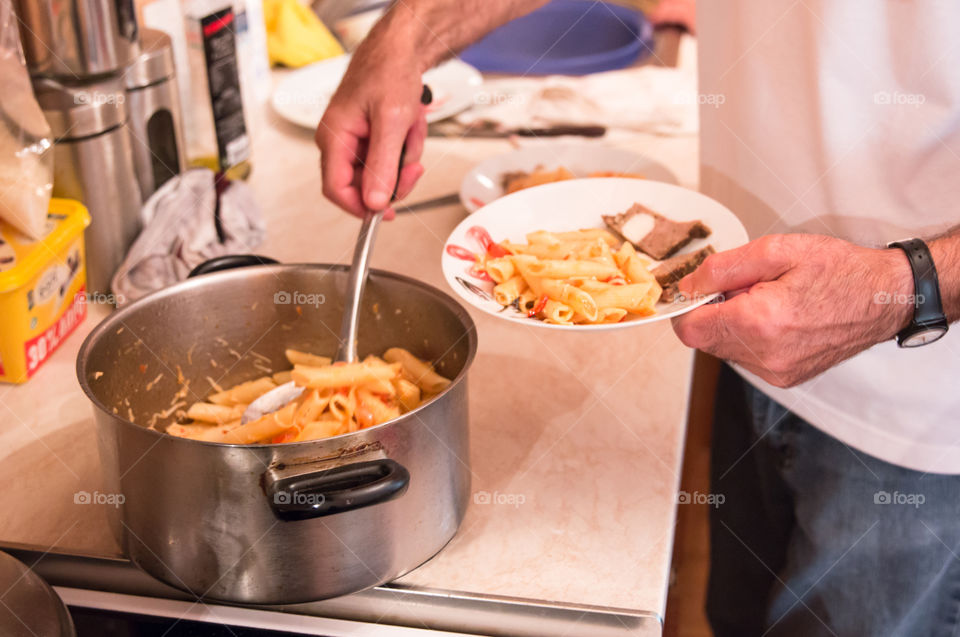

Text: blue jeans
xmin=707 ymin=364 xmax=960 ymax=637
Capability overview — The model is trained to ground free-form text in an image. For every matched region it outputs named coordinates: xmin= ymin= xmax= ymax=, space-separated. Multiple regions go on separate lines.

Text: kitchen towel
xmin=111 ymin=169 xmax=265 ymax=305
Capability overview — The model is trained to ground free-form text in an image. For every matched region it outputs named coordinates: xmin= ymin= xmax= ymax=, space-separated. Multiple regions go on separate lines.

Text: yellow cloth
xmin=263 ymin=0 xmax=343 ymax=68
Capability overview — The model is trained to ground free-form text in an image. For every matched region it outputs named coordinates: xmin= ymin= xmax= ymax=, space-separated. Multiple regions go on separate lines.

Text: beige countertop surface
xmin=0 ymin=57 xmax=700 ymax=630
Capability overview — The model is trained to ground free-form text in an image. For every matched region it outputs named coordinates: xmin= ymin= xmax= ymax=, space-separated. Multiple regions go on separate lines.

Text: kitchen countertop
xmin=0 ymin=43 xmax=699 ymax=637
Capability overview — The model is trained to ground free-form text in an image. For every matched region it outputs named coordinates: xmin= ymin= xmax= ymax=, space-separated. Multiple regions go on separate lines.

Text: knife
xmin=395 ymin=192 xmax=462 ymax=213
xmin=429 ymin=120 xmax=607 ymax=139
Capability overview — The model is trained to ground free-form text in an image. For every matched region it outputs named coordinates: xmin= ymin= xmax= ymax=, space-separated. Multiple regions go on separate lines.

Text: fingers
xmin=671 ymin=301 xmax=733 ymax=353
xmin=403 ymin=111 xmax=428 ymax=168
xmin=317 ymin=120 xmax=368 ymax=218
xmin=318 ymin=83 xmax=427 ymax=216
xmin=394 ymin=162 xmax=424 ymax=201
xmin=363 ymin=103 xmax=416 ymax=210
xmin=671 ymin=286 xmax=800 ymax=387
xmin=678 ymin=235 xmax=794 ymax=297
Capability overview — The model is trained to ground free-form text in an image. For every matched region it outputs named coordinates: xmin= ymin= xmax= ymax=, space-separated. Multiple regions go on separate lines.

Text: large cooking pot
xmin=77 ymin=259 xmax=477 ymax=603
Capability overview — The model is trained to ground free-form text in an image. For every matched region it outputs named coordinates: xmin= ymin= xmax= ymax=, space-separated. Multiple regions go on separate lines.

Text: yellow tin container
xmin=0 ymin=199 xmax=91 ymax=383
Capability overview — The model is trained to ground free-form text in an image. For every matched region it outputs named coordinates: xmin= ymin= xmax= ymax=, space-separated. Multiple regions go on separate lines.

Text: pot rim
xmin=76 ymin=263 xmax=478 ymax=448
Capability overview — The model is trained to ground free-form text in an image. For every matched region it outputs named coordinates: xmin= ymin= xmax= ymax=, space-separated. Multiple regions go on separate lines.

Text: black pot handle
xmin=268 ymin=459 xmax=410 ymax=521
xmin=188 ymin=255 xmax=279 ymax=278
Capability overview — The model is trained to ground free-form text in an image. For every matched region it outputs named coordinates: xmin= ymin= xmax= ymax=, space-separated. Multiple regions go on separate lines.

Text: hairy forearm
xmin=928 ymin=228 xmax=960 ymax=322
xmin=369 ymin=0 xmax=550 ymax=73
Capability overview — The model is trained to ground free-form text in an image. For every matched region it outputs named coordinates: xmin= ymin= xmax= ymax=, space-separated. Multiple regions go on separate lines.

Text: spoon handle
xmin=336 ymin=209 xmax=382 ymax=363
xmin=335 ymin=85 xmax=433 ymax=363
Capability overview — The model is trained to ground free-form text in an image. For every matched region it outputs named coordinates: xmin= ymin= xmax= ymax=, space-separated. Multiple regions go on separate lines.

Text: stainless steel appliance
xmin=13 ymin=0 xmax=138 ymax=78
xmin=77 ymin=262 xmax=476 ymax=603
xmin=124 ymin=28 xmax=186 ymax=200
xmin=15 ymin=2 xmax=186 ymax=294
xmin=34 ymin=79 xmax=142 ymax=296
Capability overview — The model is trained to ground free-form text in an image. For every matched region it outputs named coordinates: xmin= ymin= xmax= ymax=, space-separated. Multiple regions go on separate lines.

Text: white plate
xmin=442 ymin=178 xmax=749 ymax=331
xmin=460 ymin=144 xmax=679 ymax=212
xmin=272 ymin=55 xmax=483 ymax=130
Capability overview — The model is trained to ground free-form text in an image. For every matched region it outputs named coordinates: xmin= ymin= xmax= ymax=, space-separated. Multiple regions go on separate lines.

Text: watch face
xmin=902 ymin=327 xmax=948 ymax=348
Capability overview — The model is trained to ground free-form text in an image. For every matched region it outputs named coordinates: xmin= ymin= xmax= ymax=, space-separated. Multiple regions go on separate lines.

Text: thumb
xmin=678 ymin=236 xmax=793 ymax=296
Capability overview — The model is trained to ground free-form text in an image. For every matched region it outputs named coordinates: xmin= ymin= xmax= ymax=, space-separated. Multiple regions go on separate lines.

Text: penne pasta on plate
xmin=465 ymin=226 xmax=664 ymax=325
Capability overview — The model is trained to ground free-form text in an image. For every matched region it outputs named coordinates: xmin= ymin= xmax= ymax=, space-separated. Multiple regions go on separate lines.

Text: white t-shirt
xmin=697 ymin=1 xmax=960 ymax=473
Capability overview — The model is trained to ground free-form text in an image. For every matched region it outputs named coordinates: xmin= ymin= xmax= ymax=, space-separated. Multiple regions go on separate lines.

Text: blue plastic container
xmin=460 ymin=0 xmax=653 ymax=76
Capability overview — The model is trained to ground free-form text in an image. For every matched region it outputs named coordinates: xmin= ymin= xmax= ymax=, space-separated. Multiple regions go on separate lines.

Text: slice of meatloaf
xmin=603 ymin=203 xmax=711 ymax=260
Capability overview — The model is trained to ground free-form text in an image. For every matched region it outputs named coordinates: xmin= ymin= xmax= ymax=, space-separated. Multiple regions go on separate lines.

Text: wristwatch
xmin=888 ymin=239 xmax=949 ymax=347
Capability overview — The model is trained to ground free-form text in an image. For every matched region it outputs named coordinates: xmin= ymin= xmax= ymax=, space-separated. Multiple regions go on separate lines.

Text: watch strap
xmin=888 ymin=239 xmax=945 ymax=326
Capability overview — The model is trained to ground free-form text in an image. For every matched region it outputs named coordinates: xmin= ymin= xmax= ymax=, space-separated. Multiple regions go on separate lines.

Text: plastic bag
xmin=0 ymin=0 xmax=52 ymax=240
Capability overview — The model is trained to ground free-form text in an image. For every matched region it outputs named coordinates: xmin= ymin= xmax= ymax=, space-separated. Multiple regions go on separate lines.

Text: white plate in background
xmin=272 ymin=55 xmax=483 ymax=130
xmin=442 ymin=178 xmax=748 ymax=331
xmin=459 ymin=144 xmax=678 ymax=212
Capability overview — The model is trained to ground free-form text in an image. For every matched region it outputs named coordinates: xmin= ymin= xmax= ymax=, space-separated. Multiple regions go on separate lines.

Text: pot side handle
xmin=188 ymin=255 xmax=280 ymax=278
xmin=267 ymin=459 xmax=410 ymax=521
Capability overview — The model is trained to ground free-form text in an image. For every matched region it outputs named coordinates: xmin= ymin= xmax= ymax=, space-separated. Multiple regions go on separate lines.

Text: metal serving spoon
xmin=240 ymin=208 xmax=381 ymax=423
xmin=242 ymin=86 xmax=433 ymax=425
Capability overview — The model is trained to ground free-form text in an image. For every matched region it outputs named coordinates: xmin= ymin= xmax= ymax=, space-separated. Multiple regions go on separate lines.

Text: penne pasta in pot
xmin=209 ymin=376 xmax=276 ymax=406
xmin=383 ymin=347 xmax=451 ymax=394
xmin=186 ymin=402 xmax=245 ymax=424
xmin=292 ymin=361 xmax=399 ymax=389
xmin=285 ymin=349 xmax=332 ymax=367
xmin=163 ymin=346 xmax=453 ymax=445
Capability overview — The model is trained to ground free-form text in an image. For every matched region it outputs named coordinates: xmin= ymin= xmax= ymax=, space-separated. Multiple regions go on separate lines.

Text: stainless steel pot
xmin=76 ymin=259 xmax=477 ymax=603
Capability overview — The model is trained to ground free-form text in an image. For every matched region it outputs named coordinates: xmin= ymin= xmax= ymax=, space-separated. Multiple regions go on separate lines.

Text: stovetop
xmin=1 ymin=542 xmax=659 ymax=637
xmin=70 ymin=606 xmax=323 ymax=637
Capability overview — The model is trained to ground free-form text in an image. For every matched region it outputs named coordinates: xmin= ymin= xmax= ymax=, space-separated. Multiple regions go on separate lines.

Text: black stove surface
xmin=69 ymin=606 xmax=333 ymax=637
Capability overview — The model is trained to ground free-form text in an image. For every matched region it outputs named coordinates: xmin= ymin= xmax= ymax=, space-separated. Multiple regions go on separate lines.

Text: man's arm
xmin=930 ymin=229 xmax=960 ymax=321
xmin=671 ymin=228 xmax=960 ymax=388
xmin=316 ymin=0 xmax=548 ymax=217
